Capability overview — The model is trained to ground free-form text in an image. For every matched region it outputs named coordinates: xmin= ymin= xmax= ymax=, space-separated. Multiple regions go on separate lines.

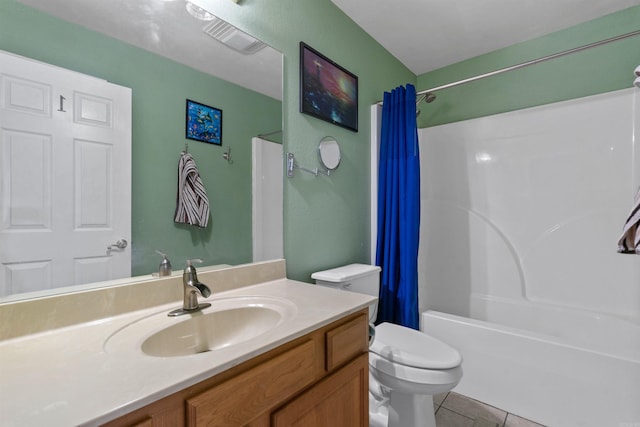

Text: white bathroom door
xmin=0 ymin=50 xmax=132 ymax=296
xmin=252 ymin=137 xmax=283 ymax=262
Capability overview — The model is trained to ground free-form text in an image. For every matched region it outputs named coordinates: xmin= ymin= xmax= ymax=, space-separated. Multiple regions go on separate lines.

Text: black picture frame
xmin=299 ymin=42 xmax=358 ymax=132
xmin=185 ymin=99 xmax=223 ymax=145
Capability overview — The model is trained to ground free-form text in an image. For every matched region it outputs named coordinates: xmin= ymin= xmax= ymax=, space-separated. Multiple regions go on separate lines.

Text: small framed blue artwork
xmin=186 ymin=99 xmax=222 ymax=145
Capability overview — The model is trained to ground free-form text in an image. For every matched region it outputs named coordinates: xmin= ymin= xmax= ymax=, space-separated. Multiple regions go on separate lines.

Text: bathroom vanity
xmin=0 ymin=260 xmax=374 ymax=426
xmin=104 ymin=311 xmax=368 ymax=426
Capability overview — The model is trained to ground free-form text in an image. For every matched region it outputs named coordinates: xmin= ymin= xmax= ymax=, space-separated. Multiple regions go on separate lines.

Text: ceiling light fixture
xmin=185 ymin=2 xmax=215 ymax=21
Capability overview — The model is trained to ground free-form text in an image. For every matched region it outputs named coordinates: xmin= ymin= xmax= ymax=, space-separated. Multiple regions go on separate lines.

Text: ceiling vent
xmin=203 ymin=18 xmax=266 ymax=55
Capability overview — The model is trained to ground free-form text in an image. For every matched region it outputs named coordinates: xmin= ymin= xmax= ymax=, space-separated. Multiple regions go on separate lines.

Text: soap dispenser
xmin=156 ymin=250 xmax=172 ymax=277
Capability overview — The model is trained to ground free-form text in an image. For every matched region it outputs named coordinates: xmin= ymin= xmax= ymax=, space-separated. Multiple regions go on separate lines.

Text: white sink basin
xmin=104 ymin=296 xmax=297 ymax=357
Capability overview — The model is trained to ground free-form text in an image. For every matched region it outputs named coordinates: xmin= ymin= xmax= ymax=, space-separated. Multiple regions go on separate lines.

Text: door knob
xmin=107 ymin=239 xmax=128 ymax=253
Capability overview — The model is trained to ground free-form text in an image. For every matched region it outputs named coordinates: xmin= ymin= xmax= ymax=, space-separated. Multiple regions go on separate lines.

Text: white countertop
xmin=0 ymin=279 xmax=374 ymax=427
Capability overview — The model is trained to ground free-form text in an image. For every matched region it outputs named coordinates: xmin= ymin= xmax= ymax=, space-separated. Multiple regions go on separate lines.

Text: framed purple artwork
xmin=299 ymin=42 xmax=358 ymax=132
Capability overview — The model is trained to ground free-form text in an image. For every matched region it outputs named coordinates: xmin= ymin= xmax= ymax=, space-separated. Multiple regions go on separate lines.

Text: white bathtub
xmin=421 ymin=305 xmax=640 ymax=427
xmin=414 ymin=89 xmax=640 ymax=427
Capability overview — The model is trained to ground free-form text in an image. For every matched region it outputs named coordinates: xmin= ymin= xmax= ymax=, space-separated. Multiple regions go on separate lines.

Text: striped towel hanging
xmin=174 ymin=152 xmax=210 ymax=228
xmin=617 ymin=187 xmax=640 ymax=254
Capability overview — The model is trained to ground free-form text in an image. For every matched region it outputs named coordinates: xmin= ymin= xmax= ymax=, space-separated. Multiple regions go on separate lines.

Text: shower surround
xmin=418 ymin=88 xmax=640 ymax=426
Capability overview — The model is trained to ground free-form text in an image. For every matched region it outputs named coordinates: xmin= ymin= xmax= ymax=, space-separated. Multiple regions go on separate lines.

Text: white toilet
xmin=312 ymin=264 xmax=463 ymax=427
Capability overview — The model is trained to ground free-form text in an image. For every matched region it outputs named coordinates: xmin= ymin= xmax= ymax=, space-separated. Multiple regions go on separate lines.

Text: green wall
xmin=7 ymin=0 xmax=629 ymax=285
xmin=416 ymin=6 xmax=640 ymax=127
xmin=201 ymin=1 xmax=640 ymax=282
xmin=0 ymin=0 xmax=283 ymax=275
xmin=0 ymin=0 xmax=413 ymax=282
xmin=208 ymin=0 xmax=415 ymax=281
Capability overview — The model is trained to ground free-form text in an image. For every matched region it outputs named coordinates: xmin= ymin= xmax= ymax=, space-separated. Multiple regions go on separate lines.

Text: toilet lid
xmin=370 ymin=322 xmax=462 ymax=370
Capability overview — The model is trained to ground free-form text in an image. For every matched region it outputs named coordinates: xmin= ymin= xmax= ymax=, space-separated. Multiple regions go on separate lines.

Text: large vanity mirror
xmin=0 ymin=0 xmax=283 ymax=301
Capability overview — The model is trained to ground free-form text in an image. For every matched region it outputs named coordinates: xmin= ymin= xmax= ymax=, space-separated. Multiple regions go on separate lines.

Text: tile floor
xmin=433 ymin=392 xmax=546 ymax=427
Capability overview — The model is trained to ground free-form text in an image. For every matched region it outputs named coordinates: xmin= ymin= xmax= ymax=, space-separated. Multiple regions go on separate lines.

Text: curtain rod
xmin=376 ymin=29 xmax=640 ymax=105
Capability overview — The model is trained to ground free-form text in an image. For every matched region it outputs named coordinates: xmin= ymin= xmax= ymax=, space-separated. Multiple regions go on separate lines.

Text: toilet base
xmin=369 ymin=390 xmax=388 ymax=427
xmin=369 ymin=391 xmax=436 ymax=427
xmin=388 ymin=391 xmax=435 ymax=427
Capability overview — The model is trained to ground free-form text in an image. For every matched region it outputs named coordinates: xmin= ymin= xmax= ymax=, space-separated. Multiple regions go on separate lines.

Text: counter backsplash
xmin=0 ymin=259 xmax=286 ymax=340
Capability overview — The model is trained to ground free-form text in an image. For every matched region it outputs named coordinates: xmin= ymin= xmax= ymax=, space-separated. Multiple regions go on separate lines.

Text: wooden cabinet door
xmin=271 ymin=353 xmax=368 ymax=427
xmin=186 ymin=340 xmax=317 ymax=426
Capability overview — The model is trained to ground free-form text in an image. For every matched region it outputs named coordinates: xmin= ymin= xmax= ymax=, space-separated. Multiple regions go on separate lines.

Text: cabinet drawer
xmin=186 ymin=339 xmax=317 ymax=426
xmin=325 ymin=313 xmax=368 ymax=371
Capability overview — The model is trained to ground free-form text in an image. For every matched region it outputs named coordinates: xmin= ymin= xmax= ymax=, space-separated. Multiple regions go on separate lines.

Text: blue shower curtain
xmin=375 ymin=84 xmax=420 ymax=329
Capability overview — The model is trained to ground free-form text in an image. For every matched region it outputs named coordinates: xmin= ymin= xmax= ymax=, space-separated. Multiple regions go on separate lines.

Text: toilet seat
xmin=370 ymin=322 xmax=462 ymax=369
xmin=369 ymin=352 xmax=463 ymax=387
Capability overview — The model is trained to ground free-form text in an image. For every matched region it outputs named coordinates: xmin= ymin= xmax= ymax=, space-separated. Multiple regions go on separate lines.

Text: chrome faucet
xmin=168 ymin=259 xmax=211 ymax=317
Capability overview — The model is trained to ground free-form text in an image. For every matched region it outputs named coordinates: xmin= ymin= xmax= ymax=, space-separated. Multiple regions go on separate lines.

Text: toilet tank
xmin=311 ymin=264 xmax=381 ymax=321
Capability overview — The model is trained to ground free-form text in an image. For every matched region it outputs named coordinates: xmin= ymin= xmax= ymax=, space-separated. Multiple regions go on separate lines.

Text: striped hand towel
xmin=174 ymin=152 xmax=210 ymax=228
xmin=617 ymin=188 xmax=640 ymax=254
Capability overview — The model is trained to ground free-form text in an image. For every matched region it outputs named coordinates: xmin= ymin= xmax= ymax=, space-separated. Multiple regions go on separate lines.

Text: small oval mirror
xmin=318 ymin=136 xmax=341 ymax=171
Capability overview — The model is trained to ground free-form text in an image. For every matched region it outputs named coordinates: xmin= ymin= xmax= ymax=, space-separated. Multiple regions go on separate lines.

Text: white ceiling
xmin=331 ymin=0 xmax=640 ymax=75
xmin=16 ymin=0 xmax=640 ymax=97
xmin=17 ymin=0 xmax=283 ymax=100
